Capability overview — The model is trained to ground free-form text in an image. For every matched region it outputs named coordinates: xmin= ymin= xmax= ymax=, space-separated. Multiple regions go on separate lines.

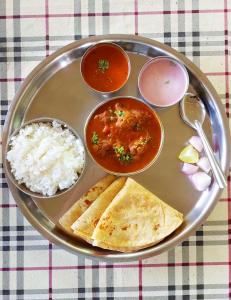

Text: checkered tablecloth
xmin=1 ymin=0 xmax=231 ymax=299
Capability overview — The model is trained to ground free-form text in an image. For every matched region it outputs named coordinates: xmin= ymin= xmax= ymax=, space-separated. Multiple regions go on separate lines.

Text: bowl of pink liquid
xmin=138 ymin=56 xmax=189 ymax=107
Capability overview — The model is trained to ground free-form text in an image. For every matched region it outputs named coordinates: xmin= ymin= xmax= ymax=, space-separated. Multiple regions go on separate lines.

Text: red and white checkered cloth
xmin=0 ymin=0 xmax=230 ymax=299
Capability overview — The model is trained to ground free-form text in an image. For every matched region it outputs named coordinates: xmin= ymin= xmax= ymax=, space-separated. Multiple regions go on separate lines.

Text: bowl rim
xmin=138 ymin=55 xmax=189 ymax=107
xmin=80 ymin=41 xmax=131 ymax=94
xmin=5 ymin=117 xmax=86 ymax=199
xmin=84 ymin=96 xmax=164 ymax=176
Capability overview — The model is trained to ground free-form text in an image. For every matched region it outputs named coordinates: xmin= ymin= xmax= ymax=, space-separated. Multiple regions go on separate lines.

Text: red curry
xmin=81 ymin=43 xmax=129 ymax=92
xmin=86 ymin=98 xmax=163 ymax=173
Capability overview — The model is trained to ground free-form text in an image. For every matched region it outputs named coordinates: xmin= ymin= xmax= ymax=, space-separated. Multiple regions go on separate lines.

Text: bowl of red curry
xmin=80 ymin=42 xmax=130 ymax=93
xmin=84 ymin=97 xmax=164 ymax=175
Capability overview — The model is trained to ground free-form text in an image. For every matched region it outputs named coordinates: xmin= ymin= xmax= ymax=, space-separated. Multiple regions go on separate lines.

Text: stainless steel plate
xmin=2 ymin=34 xmax=230 ymax=261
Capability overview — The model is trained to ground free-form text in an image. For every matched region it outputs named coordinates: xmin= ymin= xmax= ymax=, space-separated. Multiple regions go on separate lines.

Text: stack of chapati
xmin=59 ymin=175 xmax=183 ymax=252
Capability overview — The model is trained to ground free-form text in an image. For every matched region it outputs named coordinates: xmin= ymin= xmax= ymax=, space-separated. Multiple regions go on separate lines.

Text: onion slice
xmin=197 ymin=157 xmax=211 ymax=173
xmin=189 ymin=136 xmax=203 ymax=152
xmin=182 ymin=163 xmax=199 ymax=175
xmin=191 ymin=172 xmax=211 ymax=191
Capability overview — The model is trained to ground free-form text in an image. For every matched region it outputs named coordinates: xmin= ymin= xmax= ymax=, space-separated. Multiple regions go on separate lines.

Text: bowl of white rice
xmin=5 ymin=118 xmax=86 ymax=198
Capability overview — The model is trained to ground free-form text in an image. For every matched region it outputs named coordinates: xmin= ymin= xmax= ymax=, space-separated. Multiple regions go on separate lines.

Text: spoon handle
xmin=194 ymin=120 xmax=227 ymax=189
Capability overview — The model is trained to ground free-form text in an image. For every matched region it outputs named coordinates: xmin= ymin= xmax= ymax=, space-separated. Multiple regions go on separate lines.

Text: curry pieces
xmin=86 ymin=98 xmax=162 ymax=173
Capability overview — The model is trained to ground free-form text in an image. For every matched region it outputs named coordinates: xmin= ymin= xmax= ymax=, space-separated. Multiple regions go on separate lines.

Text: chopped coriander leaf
xmin=114 ymin=146 xmax=125 ymax=155
xmin=124 ymin=153 xmax=132 ymax=162
xmin=114 ymin=146 xmax=132 ymax=162
xmin=120 ymin=152 xmax=132 ymax=162
xmin=114 ymin=110 xmax=124 ymax=118
xmin=92 ymin=132 xmax=99 ymax=145
xmin=98 ymin=59 xmax=109 ymax=73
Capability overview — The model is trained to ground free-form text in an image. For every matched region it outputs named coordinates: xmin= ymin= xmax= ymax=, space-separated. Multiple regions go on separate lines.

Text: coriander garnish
xmin=98 ymin=59 xmax=109 ymax=73
xmin=114 ymin=146 xmax=132 ymax=162
xmin=114 ymin=146 xmax=125 ymax=155
xmin=123 ymin=153 xmax=132 ymax=162
xmin=92 ymin=132 xmax=99 ymax=145
xmin=114 ymin=110 xmax=124 ymax=118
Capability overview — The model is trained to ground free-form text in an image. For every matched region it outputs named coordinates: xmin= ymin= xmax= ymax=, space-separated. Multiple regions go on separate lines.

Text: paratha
xmin=71 ymin=177 xmax=127 ymax=243
xmin=92 ymin=178 xmax=183 ymax=252
xmin=59 ymin=174 xmax=116 ymax=233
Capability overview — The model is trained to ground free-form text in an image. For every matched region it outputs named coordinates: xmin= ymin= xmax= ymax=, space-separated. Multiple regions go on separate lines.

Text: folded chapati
xmin=92 ymin=178 xmax=183 ymax=252
xmin=59 ymin=174 xmax=116 ymax=233
xmin=71 ymin=177 xmax=127 ymax=243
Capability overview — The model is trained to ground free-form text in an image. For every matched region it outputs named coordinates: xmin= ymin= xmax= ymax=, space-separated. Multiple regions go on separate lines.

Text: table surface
xmin=0 ymin=1 xmax=231 ymax=299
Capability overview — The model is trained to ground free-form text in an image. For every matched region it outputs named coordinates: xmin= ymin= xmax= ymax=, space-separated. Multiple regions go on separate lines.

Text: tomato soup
xmin=85 ymin=97 xmax=163 ymax=174
xmin=81 ymin=43 xmax=130 ymax=93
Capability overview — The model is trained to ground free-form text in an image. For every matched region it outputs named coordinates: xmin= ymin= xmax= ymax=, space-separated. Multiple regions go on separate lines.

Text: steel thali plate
xmin=2 ymin=34 xmax=230 ymax=261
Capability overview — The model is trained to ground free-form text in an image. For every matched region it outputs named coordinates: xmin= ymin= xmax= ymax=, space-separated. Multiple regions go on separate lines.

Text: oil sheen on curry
xmin=86 ymin=98 xmax=162 ymax=173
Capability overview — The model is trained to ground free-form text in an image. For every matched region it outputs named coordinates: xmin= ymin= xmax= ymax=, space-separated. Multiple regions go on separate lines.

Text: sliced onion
xmin=182 ymin=163 xmax=199 ymax=175
xmin=191 ymin=172 xmax=211 ymax=191
xmin=197 ymin=157 xmax=211 ymax=173
xmin=189 ymin=136 xmax=203 ymax=152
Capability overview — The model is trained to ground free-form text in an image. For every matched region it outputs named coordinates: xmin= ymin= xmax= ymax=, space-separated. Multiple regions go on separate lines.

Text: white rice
xmin=7 ymin=121 xmax=85 ymax=196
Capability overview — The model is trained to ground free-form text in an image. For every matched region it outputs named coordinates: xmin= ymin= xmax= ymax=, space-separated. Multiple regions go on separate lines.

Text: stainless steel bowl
xmin=5 ymin=117 xmax=86 ymax=199
xmin=84 ymin=96 xmax=164 ymax=176
xmin=80 ymin=42 xmax=131 ymax=94
xmin=138 ymin=56 xmax=189 ymax=107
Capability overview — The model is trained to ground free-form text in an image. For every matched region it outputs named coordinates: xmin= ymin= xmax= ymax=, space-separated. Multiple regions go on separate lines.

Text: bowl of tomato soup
xmin=85 ymin=97 xmax=164 ymax=175
xmin=81 ymin=43 xmax=130 ymax=93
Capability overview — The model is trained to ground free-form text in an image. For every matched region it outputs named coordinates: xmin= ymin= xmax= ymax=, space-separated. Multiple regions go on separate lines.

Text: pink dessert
xmin=138 ymin=57 xmax=189 ymax=107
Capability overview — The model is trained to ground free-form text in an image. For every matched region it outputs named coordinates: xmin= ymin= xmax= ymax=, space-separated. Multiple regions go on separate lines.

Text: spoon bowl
xmin=180 ymin=93 xmax=206 ymax=128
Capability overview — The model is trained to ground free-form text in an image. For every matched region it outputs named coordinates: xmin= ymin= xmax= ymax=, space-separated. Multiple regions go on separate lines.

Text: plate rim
xmin=2 ymin=34 xmax=230 ymax=261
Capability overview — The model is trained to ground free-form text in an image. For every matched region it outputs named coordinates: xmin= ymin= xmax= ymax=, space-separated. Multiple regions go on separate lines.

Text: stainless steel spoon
xmin=180 ymin=93 xmax=227 ymax=189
